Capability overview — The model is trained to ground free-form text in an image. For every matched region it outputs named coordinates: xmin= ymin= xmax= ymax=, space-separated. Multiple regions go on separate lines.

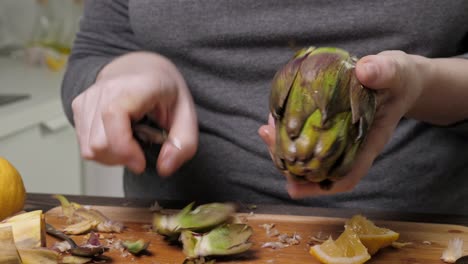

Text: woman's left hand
xmin=258 ymin=50 xmax=430 ymax=198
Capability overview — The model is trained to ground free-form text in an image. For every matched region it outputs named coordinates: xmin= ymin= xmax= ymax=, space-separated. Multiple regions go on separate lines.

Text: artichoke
xmin=180 ymin=223 xmax=253 ymax=258
xmin=153 ymin=202 xmax=253 ymax=260
xmin=152 ymin=202 xmax=236 ymax=237
xmin=270 ymin=47 xmax=376 ymax=188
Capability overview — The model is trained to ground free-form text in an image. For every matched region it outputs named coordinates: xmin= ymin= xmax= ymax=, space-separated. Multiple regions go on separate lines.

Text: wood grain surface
xmin=45 ymin=205 xmax=468 ymax=264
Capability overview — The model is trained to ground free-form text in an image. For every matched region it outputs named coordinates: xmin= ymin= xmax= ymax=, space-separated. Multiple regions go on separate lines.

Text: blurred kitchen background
xmin=0 ymin=0 xmax=124 ymax=197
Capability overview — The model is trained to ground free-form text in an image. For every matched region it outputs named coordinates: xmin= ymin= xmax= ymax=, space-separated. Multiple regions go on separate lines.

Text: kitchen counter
xmin=27 ymin=192 xmax=468 ymax=263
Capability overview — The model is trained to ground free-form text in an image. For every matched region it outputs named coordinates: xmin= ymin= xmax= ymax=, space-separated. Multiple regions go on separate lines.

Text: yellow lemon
xmin=45 ymin=54 xmax=67 ymax=72
xmin=309 ymin=227 xmax=371 ymax=264
xmin=345 ymin=215 xmax=399 ymax=255
xmin=0 ymin=157 xmax=26 ymax=221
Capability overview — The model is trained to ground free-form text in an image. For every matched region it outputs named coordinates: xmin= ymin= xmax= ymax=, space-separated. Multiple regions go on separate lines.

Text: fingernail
xmin=364 ymin=62 xmax=378 ymax=81
xmin=169 ymin=136 xmax=182 ymax=150
xmin=159 ymin=145 xmax=177 ymax=176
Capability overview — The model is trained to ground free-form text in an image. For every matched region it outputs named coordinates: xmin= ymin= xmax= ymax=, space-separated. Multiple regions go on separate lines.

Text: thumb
xmin=355 ymin=51 xmax=407 ymax=91
xmin=156 ymin=85 xmax=199 ymax=177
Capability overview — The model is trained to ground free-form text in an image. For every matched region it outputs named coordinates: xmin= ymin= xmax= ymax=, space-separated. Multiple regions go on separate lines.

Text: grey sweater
xmin=61 ymin=0 xmax=468 ymax=215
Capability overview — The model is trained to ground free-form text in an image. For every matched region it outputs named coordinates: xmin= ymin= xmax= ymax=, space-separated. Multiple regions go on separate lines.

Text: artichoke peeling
xmin=270 ymin=47 xmax=376 ymax=188
xmin=180 ymin=223 xmax=253 ymax=258
xmin=153 ymin=202 xmax=236 ymax=237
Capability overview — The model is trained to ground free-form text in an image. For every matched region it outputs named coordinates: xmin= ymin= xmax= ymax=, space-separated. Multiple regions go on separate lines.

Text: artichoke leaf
xmin=293 ymin=109 xmax=322 ymax=161
xmin=18 ymin=248 xmax=59 ymax=264
xmin=0 ymin=226 xmax=22 ymax=264
xmin=181 ymin=224 xmax=252 ymax=258
xmin=299 ymin=48 xmax=349 ymax=121
xmin=297 ymin=112 xmax=350 ymax=182
xmin=122 ymin=239 xmax=149 ymax=255
xmin=153 ymin=203 xmax=235 ymax=236
xmin=270 ymin=48 xmax=314 ymax=119
xmin=349 ymin=68 xmax=376 ymax=141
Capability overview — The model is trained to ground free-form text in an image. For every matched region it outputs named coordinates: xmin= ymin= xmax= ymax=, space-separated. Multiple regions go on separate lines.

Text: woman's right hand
xmin=71 ymin=52 xmax=198 ymax=176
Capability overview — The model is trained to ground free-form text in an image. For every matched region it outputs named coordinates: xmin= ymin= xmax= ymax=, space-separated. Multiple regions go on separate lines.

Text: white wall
xmin=0 ymin=0 xmax=36 ymax=49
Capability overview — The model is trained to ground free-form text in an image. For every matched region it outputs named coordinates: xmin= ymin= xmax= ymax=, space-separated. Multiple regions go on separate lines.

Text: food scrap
xmin=53 ymin=194 xmax=124 ymax=235
xmin=261 ymin=241 xmax=288 ymax=250
xmin=122 ymin=239 xmax=150 ymax=255
xmin=149 ymin=201 xmax=162 ymax=212
xmin=152 ymin=202 xmax=253 ymax=261
xmin=259 ymin=221 xmax=302 ymax=250
xmin=391 ymin=241 xmax=413 ymax=249
xmin=308 ymin=231 xmax=330 ymax=245
xmin=441 ymin=237 xmax=464 ymax=263
xmin=259 ymin=223 xmax=280 ymax=237
xmin=0 ymin=210 xmax=65 ymax=263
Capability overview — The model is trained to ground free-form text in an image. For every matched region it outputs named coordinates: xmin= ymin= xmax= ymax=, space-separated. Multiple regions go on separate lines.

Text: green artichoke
xmin=180 ymin=223 xmax=253 ymax=258
xmin=152 ymin=202 xmax=235 ymax=237
xmin=270 ymin=47 xmax=376 ymax=188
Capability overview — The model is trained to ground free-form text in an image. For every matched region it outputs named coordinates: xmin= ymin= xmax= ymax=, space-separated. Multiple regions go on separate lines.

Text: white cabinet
xmin=82 ymin=161 xmax=124 ymax=197
xmin=0 ymin=117 xmax=82 ymax=194
xmin=0 ymin=58 xmax=83 ymax=195
xmin=0 ymin=57 xmax=125 ymax=197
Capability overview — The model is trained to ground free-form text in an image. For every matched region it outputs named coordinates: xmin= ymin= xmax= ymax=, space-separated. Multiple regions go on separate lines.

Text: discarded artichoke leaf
xmin=17 ymin=248 xmax=59 ymax=264
xmin=53 ymin=194 xmax=82 ymax=219
xmin=153 ymin=202 xmax=235 ymax=236
xmin=180 ymin=223 xmax=253 ymax=258
xmin=60 ymin=255 xmax=92 ymax=264
xmin=96 ymin=219 xmax=124 ymax=233
xmin=0 ymin=226 xmax=22 ymax=264
xmin=63 ymin=219 xmax=98 ymax=235
xmin=391 ymin=241 xmax=413 ymax=249
xmin=70 ymin=208 xmax=123 ymax=233
xmin=441 ymin=237 xmax=464 ymax=263
xmin=122 ymin=239 xmax=149 ymax=255
xmin=73 ymin=208 xmax=107 ymax=223
xmin=54 ymin=195 xmax=124 ymax=234
xmin=53 ymin=240 xmax=72 ymax=253
xmin=0 ymin=210 xmax=46 ymax=248
xmin=46 ymin=223 xmax=109 ymax=258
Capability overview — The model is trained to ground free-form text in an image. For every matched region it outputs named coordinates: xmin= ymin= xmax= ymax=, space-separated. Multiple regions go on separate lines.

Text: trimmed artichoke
xmin=153 ymin=202 xmax=236 ymax=237
xmin=180 ymin=223 xmax=253 ymax=258
xmin=270 ymin=47 xmax=376 ymax=188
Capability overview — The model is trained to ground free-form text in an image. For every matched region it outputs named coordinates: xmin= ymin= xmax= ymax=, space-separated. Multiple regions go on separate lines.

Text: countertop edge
xmin=25 ymin=193 xmax=468 ymax=226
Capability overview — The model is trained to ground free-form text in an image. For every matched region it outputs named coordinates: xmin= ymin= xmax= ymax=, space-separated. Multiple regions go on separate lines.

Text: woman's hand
xmin=259 ymin=50 xmax=430 ymax=198
xmin=72 ymin=52 xmax=198 ymax=176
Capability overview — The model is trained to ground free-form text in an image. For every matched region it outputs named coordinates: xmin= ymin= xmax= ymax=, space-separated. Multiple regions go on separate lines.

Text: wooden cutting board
xmin=45 ymin=205 xmax=468 ymax=263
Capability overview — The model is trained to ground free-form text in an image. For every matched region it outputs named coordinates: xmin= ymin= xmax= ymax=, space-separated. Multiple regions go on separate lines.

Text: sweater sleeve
xmin=60 ymin=0 xmax=141 ymax=125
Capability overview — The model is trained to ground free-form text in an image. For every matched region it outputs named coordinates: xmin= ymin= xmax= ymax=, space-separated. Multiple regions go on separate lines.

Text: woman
xmin=62 ymin=0 xmax=468 ymax=215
